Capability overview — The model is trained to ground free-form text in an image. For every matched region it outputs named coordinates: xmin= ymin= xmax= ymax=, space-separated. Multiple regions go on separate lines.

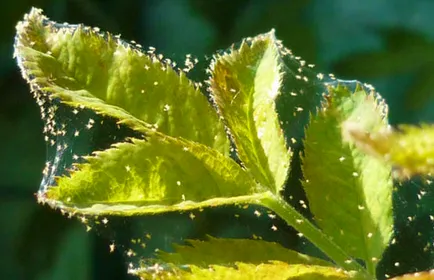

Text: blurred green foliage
xmin=3 ymin=0 xmax=434 ymax=279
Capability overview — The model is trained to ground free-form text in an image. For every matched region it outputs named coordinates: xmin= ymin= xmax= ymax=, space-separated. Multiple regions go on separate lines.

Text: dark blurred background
xmin=3 ymin=0 xmax=434 ymax=279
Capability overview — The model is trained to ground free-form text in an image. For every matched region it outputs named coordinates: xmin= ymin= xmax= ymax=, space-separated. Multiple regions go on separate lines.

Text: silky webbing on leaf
xmin=43 ymin=132 xmax=263 ymax=216
xmin=302 ymin=82 xmax=393 ymax=274
xmin=274 ymin=43 xmax=326 ymax=150
xmin=209 ymin=30 xmax=290 ymax=193
xmin=14 ymin=7 xmax=229 ymax=154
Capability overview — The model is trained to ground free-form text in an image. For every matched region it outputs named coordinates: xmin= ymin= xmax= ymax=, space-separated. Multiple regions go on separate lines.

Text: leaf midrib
xmin=244 ymin=60 xmax=277 ymax=190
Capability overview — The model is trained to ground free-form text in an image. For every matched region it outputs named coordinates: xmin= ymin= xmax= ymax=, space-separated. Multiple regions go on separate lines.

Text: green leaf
xmin=14 ymin=7 xmax=229 ymax=154
xmin=302 ymin=83 xmax=393 ymax=274
xmin=133 ymin=237 xmax=357 ymax=280
xmin=44 ymin=133 xmax=262 ymax=216
xmin=345 ymin=123 xmax=434 ymax=179
xmin=135 ymin=262 xmax=356 ymax=280
xmin=158 ymin=236 xmax=333 ymax=267
xmin=209 ymin=30 xmax=291 ymax=192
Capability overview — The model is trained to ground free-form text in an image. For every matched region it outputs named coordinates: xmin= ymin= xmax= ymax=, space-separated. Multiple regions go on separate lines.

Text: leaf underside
xmin=302 ymin=83 xmax=393 ymax=271
xmin=209 ymin=31 xmax=291 ymax=193
xmin=14 ymin=7 xmax=229 ymax=154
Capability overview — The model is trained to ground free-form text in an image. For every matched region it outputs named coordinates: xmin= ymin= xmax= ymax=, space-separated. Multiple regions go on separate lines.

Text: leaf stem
xmin=258 ymin=192 xmax=372 ymax=279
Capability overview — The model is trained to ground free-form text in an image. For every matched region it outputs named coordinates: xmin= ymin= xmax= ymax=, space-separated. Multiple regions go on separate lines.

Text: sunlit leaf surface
xmin=209 ymin=31 xmax=290 ymax=192
xmin=133 ymin=237 xmax=356 ymax=280
xmin=158 ymin=236 xmax=333 ymax=267
xmin=44 ymin=134 xmax=263 ymax=216
xmin=302 ymin=82 xmax=393 ymax=273
xmin=136 ymin=262 xmax=355 ymax=280
xmin=14 ymin=7 xmax=229 ymax=154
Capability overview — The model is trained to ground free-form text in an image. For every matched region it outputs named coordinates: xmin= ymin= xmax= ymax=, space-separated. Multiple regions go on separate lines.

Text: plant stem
xmin=258 ymin=192 xmax=373 ymax=279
